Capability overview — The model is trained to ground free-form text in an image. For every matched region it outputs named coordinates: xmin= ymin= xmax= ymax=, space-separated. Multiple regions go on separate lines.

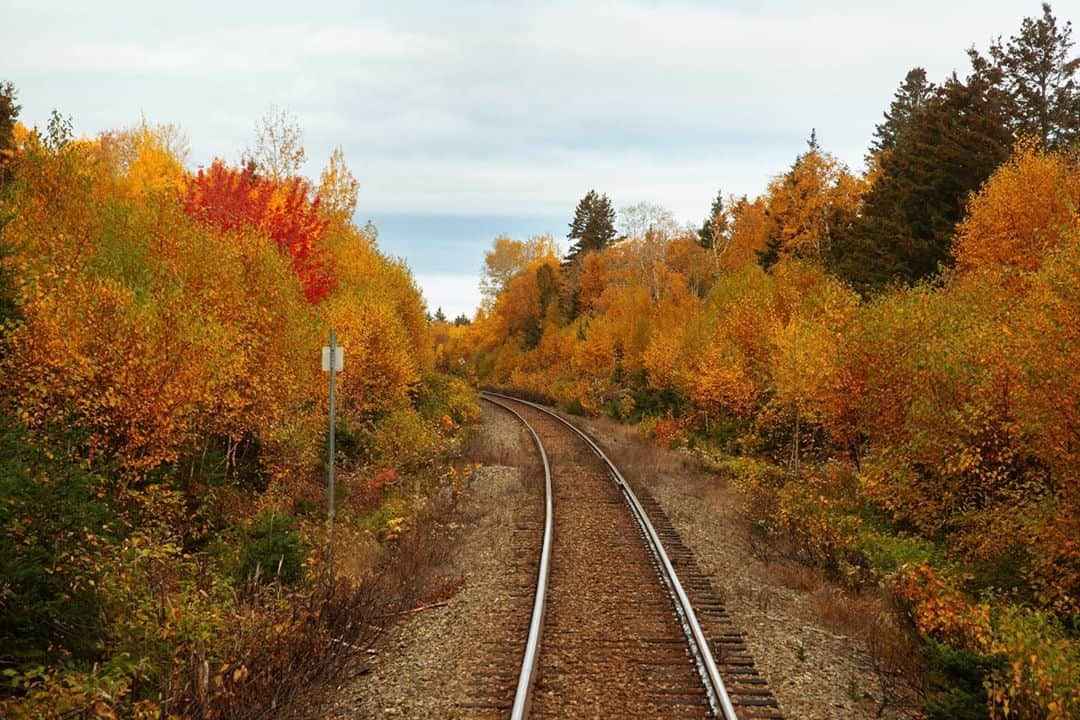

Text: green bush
xmin=413 ymin=373 xmax=480 ymax=426
xmin=363 ymin=497 xmax=409 ymax=542
xmin=0 ymin=415 xmax=115 ymax=667
xmin=923 ymin=640 xmax=1003 ymax=720
xmin=857 ymin=529 xmax=939 ymax=576
xmin=562 ymin=397 xmax=588 ymax=416
xmin=630 ymin=385 xmax=685 ymax=421
xmin=986 ymin=607 xmax=1080 ymax=718
xmin=371 ymin=408 xmax=440 ymax=471
xmin=237 ymin=510 xmax=307 ymax=586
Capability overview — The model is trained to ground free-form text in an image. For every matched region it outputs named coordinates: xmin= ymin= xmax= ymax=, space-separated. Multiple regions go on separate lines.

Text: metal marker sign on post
xmin=322 ymin=331 xmax=343 ymax=573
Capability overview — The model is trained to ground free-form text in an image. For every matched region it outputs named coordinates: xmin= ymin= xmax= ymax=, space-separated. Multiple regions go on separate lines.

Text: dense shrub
xmin=0 ymin=118 xmax=477 ymax=717
xmin=0 ymin=416 xmax=114 ymax=665
xmin=237 ymin=510 xmax=307 ymax=586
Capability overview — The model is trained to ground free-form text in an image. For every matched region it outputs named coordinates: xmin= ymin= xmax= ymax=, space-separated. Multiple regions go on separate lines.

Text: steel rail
xmin=480 ymin=395 xmax=553 ymax=720
xmin=483 ymin=391 xmax=740 ymax=720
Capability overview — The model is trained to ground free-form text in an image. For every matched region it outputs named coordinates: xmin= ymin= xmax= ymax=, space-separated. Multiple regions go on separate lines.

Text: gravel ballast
xmin=575 ymin=414 xmax=925 ymax=720
xmin=312 ymin=403 xmax=542 ymax=719
xmin=308 ymin=403 xmax=923 ymax=719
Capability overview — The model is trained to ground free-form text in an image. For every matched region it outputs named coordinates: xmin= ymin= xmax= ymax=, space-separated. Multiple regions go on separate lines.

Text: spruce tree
xmin=0 ymin=82 xmax=21 ymax=186
xmin=0 ymin=82 xmax=19 ymax=324
xmin=833 ymin=71 xmax=1012 ymax=292
xmin=974 ymin=3 xmax=1080 ymax=149
xmin=832 ymin=6 xmax=1080 ymax=293
xmin=870 ymin=68 xmax=932 ymax=156
xmin=564 ymin=190 xmax=617 ymax=266
xmin=698 ymin=189 xmax=727 ymax=249
xmin=755 ymin=234 xmax=782 ymax=270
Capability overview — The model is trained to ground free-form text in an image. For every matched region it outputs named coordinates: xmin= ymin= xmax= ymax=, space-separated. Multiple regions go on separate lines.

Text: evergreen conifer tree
xmin=833 ymin=72 xmax=1012 ymax=292
xmin=698 ymin=189 xmax=727 ymax=249
xmin=870 ymin=68 xmax=932 ymax=156
xmin=564 ymin=190 xmax=617 ymax=266
xmin=0 ymin=82 xmax=21 ymax=186
xmin=974 ymin=3 xmax=1080 ymax=148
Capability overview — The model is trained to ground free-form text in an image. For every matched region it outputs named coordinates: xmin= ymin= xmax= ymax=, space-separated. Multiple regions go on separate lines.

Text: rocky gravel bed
xmin=305 ymin=402 xmax=924 ymax=719
xmin=309 ymin=404 xmax=540 ymax=719
xmin=575 ymin=414 xmax=925 ymax=720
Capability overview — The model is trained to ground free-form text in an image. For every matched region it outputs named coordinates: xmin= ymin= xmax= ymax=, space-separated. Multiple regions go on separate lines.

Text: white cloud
xmin=0 ymin=0 xmax=1047 ymax=316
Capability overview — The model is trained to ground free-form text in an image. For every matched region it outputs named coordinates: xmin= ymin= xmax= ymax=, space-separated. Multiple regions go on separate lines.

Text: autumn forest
xmin=2 ymin=4 xmax=1080 ymax=720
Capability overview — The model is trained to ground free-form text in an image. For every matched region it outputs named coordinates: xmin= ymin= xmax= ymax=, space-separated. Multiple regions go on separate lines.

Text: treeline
xmin=441 ymin=6 xmax=1080 ymax=718
xmin=0 ymin=96 xmax=476 ymax=716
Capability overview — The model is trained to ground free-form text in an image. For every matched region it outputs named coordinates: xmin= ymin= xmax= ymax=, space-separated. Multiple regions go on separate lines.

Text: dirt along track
xmin=483 ymin=394 xmax=782 ymax=719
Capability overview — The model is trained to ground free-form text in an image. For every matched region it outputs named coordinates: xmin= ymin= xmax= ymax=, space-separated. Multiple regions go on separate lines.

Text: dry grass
xmin=771 ymin=560 xmax=826 ymax=593
xmin=464 ymin=430 xmax=519 ymax=467
xmin=812 ymin=585 xmax=879 ymax=635
xmin=194 ymin=494 xmax=465 ymax=720
xmin=465 ymin=403 xmax=544 ymax=481
xmin=771 ymin=559 xmax=924 ymax=717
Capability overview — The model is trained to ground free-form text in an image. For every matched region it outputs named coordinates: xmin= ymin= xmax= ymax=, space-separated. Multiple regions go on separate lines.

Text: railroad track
xmin=478 ymin=391 xmax=782 ymax=720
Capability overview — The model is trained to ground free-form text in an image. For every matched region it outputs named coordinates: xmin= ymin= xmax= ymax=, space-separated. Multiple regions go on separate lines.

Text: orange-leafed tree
xmin=768 ymin=263 xmax=861 ymax=469
xmin=317 ymin=145 xmax=360 ymax=227
xmin=97 ymin=121 xmax=189 ymax=200
xmin=0 ymin=131 xmax=322 ymax=477
xmin=756 ymin=135 xmax=865 ymax=268
xmin=953 ymin=141 xmax=1080 ymax=277
xmin=684 ymin=264 xmax=779 ymax=420
xmin=722 ymin=196 xmax=772 ymax=272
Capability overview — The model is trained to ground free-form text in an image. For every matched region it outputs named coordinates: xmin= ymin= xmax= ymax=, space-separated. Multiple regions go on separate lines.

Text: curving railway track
xmin=478 ymin=392 xmax=782 ymax=720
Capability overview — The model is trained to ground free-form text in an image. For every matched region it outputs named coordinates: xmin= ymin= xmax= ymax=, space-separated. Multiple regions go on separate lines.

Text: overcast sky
xmin=1 ymin=0 xmax=1045 ymax=317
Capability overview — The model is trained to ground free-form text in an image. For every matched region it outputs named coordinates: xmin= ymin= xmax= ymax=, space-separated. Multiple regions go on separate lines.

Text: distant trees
xmin=0 ymin=82 xmax=19 ymax=162
xmin=425 ymin=308 xmax=470 ymax=328
xmin=561 ymin=190 xmax=617 ymax=319
xmin=697 ymin=189 xmax=728 ymax=250
xmin=0 ymin=82 xmax=19 ymax=324
xmin=618 ymin=201 xmax=677 ymax=241
xmin=317 ymin=146 xmax=360 ymax=225
xmin=248 ymin=105 xmax=306 ymax=182
xmin=480 ymin=234 xmax=559 ymax=301
xmin=0 ymin=81 xmax=19 ymax=186
xmin=618 ymin=202 xmax=683 ymax=303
